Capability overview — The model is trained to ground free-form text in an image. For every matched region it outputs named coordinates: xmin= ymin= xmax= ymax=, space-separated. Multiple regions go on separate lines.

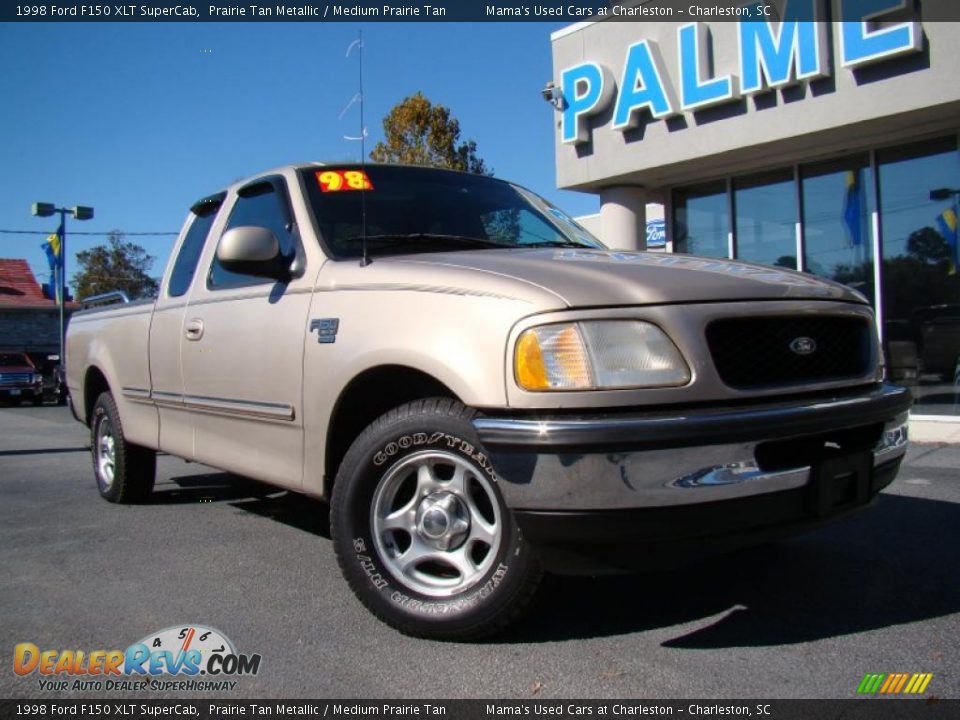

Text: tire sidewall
xmin=333 ymin=409 xmax=531 ymax=635
xmin=91 ymin=395 xmax=121 ymax=502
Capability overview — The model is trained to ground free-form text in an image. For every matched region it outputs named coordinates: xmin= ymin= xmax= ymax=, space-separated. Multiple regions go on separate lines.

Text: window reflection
xmin=800 ymin=155 xmax=875 ymax=303
xmin=673 ymin=181 xmax=729 ymax=258
xmin=879 ymin=137 xmax=960 ymax=414
xmin=734 ymin=169 xmax=797 ymax=270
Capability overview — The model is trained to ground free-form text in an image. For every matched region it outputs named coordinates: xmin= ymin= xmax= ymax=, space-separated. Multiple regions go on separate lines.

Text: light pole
xmin=31 ymin=202 xmax=94 ymax=394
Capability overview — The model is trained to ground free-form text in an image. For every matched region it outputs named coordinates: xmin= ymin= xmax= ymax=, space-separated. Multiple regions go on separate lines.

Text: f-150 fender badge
xmin=310 ymin=318 xmax=339 ymax=343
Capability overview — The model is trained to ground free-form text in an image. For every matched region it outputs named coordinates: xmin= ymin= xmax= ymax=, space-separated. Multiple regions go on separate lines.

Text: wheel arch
xmin=324 ymin=365 xmax=460 ymax=496
xmin=82 ymin=365 xmax=112 ymax=426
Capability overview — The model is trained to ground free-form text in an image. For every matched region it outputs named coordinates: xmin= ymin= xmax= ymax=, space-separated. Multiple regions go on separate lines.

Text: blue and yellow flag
xmin=41 ymin=232 xmax=61 ymax=267
xmin=843 ymin=170 xmax=865 ymax=248
xmin=40 ymin=231 xmax=63 ymax=304
xmin=936 ymin=207 xmax=958 ymax=276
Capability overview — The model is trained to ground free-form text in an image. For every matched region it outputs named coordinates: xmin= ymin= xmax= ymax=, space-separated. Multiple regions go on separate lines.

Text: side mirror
xmin=216 ymin=226 xmax=290 ymax=281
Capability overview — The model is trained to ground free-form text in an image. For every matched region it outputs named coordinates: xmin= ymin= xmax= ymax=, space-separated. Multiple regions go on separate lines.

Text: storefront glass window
xmin=673 ymin=181 xmax=728 ymax=258
xmin=800 ymin=155 xmax=876 ymax=303
xmin=734 ymin=169 xmax=798 ymax=269
xmin=878 ymin=137 xmax=960 ymax=416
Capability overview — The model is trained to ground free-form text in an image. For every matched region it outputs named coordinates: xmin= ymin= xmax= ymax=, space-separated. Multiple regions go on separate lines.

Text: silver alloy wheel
xmin=371 ymin=450 xmax=502 ymax=598
xmin=95 ymin=416 xmax=117 ymax=490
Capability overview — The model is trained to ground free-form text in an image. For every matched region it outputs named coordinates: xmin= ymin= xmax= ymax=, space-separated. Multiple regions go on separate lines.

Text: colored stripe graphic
xmin=857 ymin=673 xmax=932 ymax=694
xmin=893 ymin=673 xmax=910 ymax=693
xmin=879 ymin=674 xmax=897 ymax=693
xmin=857 ymin=674 xmax=885 ymax=694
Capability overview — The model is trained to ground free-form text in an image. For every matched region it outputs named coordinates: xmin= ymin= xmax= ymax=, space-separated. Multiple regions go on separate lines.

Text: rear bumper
xmin=473 ymin=383 xmax=911 ymax=573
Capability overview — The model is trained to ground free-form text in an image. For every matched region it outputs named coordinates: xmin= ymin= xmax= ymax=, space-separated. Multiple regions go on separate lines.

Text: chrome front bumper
xmin=473 ymin=384 xmax=911 ymax=512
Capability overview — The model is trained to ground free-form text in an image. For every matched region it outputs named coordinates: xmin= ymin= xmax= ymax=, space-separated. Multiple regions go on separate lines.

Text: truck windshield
xmin=0 ymin=354 xmax=30 ymax=367
xmin=298 ymin=165 xmax=603 ymax=259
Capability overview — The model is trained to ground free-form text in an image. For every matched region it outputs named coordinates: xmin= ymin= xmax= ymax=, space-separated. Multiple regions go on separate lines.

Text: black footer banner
xmin=1 ymin=700 xmax=958 ymax=720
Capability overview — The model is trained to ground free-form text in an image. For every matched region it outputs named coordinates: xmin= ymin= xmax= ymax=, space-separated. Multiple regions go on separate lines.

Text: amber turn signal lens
xmin=516 ymin=329 xmax=549 ymax=390
xmin=515 ymin=324 xmax=592 ymax=390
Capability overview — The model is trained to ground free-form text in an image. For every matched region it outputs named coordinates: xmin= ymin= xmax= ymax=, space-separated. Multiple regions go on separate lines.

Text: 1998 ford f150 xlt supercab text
xmin=66 ymin=163 xmax=911 ymax=639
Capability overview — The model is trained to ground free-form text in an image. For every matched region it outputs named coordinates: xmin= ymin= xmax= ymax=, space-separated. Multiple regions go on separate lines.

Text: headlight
xmin=32 ymin=373 xmax=43 ymax=384
xmin=515 ymin=320 xmax=691 ymax=391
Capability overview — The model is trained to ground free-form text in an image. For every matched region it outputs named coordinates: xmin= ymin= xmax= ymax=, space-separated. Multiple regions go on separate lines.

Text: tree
xmin=73 ymin=231 xmax=159 ymax=300
xmin=370 ymin=92 xmax=491 ymax=175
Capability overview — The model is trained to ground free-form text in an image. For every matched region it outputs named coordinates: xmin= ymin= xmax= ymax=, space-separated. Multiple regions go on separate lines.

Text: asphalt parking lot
xmin=1 ymin=404 xmax=957 ymax=700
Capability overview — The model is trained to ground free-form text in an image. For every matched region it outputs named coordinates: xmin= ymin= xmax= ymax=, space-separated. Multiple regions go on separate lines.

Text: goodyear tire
xmin=91 ymin=392 xmax=156 ymax=503
xmin=331 ymin=398 xmax=541 ymax=640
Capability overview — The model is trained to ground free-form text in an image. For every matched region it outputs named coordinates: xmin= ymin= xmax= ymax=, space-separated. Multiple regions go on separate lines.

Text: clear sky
xmin=0 ymin=21 xmax=597 ymax=289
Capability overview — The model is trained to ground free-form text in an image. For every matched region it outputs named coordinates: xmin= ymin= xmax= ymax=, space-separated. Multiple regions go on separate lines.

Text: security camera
xmin=541 ymin=81 xmax=562 ymax=110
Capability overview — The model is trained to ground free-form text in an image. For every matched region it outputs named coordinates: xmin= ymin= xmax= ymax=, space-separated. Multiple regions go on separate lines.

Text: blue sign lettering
xmin=612 ymin=40 xmax=676 ymax=130
xmin=839 ymin=0 xmax=922 ymax=68
xmin=560 ymin=62 xmax=613 ymax=144
xmin=679 ymin=23 xmax=739 ymax=111
xmin=738 ymin=0 xmax=827 ymax=94
xmin=559 ymin=7 xmax=924 ymax=146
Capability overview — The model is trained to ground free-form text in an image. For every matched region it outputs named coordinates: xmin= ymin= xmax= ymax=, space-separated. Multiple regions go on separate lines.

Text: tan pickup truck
xmin=66 ymin=163 xmax=911 ymax=639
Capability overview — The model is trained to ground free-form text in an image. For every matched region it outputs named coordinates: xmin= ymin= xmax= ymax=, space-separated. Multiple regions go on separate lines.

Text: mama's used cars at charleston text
xmin=65 ymin=163 xmax=911 ymax=639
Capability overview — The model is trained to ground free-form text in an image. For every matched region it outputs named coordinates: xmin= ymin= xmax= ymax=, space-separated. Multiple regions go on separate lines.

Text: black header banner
xmin=2 ymin=0 xmax=958 ymax=23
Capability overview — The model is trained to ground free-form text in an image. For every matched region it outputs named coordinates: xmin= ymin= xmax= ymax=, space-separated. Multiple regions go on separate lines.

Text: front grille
xmin=0 ymin=372 xmax=33 ymax=386
xmin=706 ymin=315 xmax=873 ymax=389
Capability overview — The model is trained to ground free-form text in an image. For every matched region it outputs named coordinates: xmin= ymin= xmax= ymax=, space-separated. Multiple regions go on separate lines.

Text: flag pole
xmin=57 ymin=210 xmax=66 ymax=377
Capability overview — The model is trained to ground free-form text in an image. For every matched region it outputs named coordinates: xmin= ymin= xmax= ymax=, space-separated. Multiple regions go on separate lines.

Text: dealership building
xmin=550 ymin=4 xmax=960 ymax=420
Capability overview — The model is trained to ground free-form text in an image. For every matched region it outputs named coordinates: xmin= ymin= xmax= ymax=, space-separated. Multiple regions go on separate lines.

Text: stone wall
xmin=0 ymin=308 xmax=73 ymax=354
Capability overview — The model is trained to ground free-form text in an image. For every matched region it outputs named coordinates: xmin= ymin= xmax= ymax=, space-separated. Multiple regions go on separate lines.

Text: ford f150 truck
xmin=66 ymin=163 xmax=912 ymax=639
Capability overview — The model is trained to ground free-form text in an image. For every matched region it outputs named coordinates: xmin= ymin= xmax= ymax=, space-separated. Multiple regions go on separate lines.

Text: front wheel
xmin=91 ymin=391 xmax=156 ymax=503
xmin=331 ymin=398 xmax=541 ymax=640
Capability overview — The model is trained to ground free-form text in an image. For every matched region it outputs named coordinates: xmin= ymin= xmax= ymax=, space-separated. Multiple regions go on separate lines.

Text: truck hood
xmin=396 ymin=248 xmax=867 ymax=307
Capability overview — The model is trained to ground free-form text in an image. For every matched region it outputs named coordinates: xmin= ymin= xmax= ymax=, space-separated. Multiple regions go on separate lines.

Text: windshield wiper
xmin=345 ymin=233 xmax=508 ymax=249
xmin=522 ymin=240 xmax=596 ymax=249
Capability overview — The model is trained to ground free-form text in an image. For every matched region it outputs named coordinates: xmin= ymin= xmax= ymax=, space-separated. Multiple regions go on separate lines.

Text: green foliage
xmin=73 ymin=231 xmax=159 ymax=301
xmin=370 ymin=92 xmax=491 ymax=175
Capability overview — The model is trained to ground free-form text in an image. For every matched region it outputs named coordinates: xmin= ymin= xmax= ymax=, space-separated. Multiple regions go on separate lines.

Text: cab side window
xmin=168 ymin=194 xmax=223 ymax=298
xmin=208 ymin=180 xmax=295 ymax=289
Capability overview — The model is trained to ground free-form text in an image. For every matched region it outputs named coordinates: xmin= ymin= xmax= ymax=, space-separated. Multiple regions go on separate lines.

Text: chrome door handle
xmin=184 ymin=318 xmax=204 ymax=341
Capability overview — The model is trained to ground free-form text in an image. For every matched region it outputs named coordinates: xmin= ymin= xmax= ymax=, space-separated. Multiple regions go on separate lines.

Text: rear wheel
xmin=331 ymin=398 xmax=541 ymax=640
xmin=91 ymin=392 xmax=156 ymax=503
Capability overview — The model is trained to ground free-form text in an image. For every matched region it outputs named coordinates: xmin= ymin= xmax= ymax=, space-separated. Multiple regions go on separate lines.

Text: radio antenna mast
xmin=345 ymin=31 xmax=370 ymax=266
xmin=357 ymin=30 xmax=370 ymax=267
xmin=358 ymin=30 xmax=370 ymax=267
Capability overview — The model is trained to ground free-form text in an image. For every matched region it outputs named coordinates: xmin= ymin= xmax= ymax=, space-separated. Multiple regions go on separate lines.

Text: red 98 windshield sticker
xmin=316 ymin=169 xmax=374 ymax=192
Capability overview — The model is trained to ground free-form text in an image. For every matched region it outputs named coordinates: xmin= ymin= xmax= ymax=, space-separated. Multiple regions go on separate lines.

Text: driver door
xmin=179 ymin=177 xmax=312 ymax=490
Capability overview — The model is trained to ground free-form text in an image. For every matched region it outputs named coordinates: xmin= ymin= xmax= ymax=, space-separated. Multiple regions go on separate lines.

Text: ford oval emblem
xmin=790 ymin=336 xmax=817 ymax=355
